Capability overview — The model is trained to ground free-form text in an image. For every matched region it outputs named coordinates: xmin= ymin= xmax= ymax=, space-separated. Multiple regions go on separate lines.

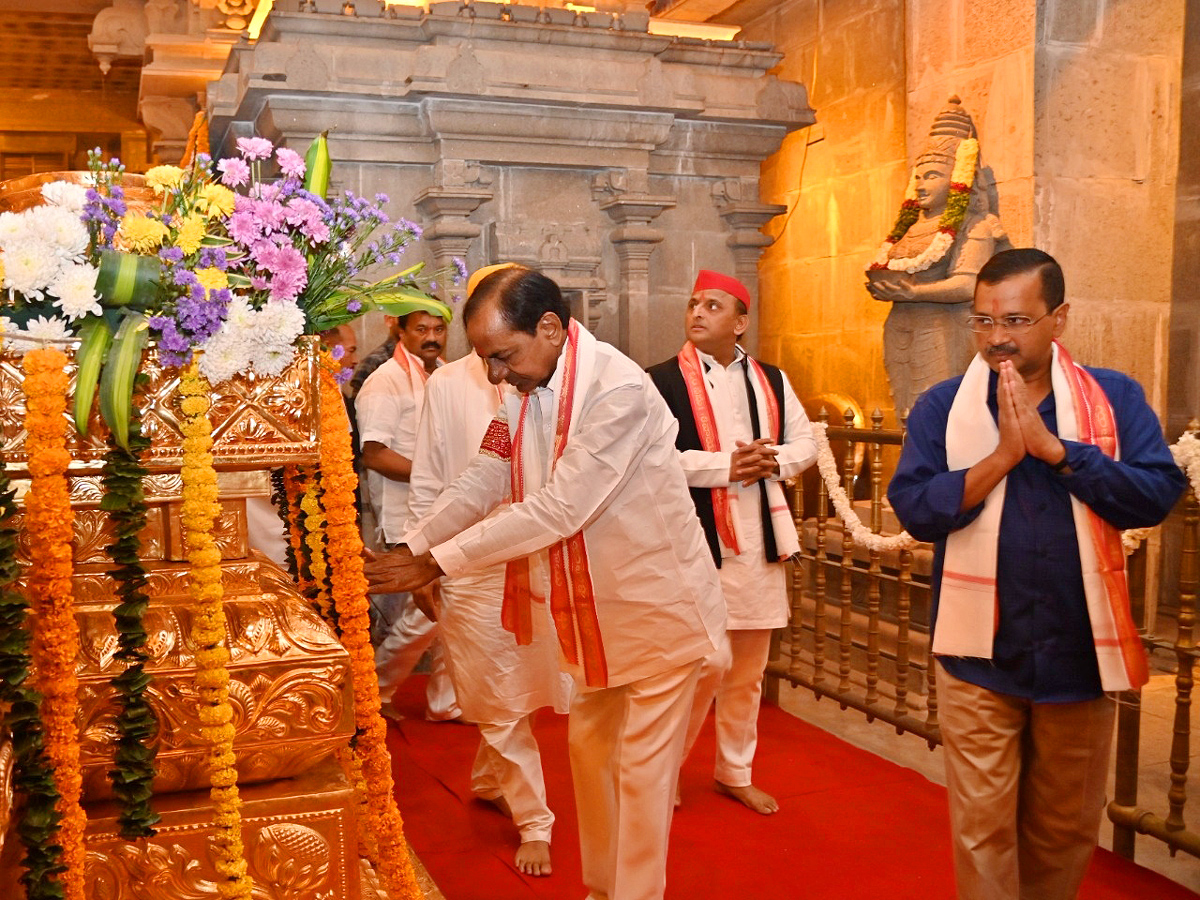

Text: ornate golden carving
xmin=0 ymin=340 xmax=320 ymax=476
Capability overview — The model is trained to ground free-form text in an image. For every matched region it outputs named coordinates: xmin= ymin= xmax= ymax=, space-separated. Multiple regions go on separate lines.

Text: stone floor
xmin=775 ymin=671 xmax=1200 ymax=894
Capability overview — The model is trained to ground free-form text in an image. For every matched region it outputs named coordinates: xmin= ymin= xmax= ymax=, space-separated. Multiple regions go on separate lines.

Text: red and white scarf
xmin=493 ymin=320 xmax=608 ymax=688
xmin=392 ymin=341 xmax=433 ymax=388
xmin=937 ymin=341 xmax=1148 ymax=691
xmin=677 ymin=341 xmax=799 ymax=560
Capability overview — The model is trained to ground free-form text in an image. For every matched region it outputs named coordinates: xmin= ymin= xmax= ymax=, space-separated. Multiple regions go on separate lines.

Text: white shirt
xmin=405 ymin=352 xmax=571 ymax=720
xmin=405 ymin=328 xmax=726 ymax=688
xmin=355 ymin=351 xmax=427 ymax=546
xmin=679 ymin=346 xmax=817 ymax=628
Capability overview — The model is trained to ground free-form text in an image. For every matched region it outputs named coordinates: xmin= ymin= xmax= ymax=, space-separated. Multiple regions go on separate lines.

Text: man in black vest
xmin=648 ymin=270 xmax=817 ymax=814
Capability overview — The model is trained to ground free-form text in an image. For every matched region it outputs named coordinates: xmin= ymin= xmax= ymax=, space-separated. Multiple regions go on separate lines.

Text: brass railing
xmin=767 ymin=411 xmax=1200 ymax=865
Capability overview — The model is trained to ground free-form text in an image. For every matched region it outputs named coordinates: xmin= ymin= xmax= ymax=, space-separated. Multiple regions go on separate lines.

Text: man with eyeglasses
xmin=888 ymin=248 xmax=1186 ymax=900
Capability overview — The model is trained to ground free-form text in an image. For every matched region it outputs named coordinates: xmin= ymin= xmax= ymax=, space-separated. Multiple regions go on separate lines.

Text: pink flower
xmin=284 ymin=198 xmax=329 ymax=243
xmin=217 ymin=157 xmax=250 ymax=188
xmin=237 ymin=136 xmax=274 ymax=161
xmin=227 ymin=210 xmax=260 ymax=246
xmin=276 ymin=147 xmax=306 ymax=178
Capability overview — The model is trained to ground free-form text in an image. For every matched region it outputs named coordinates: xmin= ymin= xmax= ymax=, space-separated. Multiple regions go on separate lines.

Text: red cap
xmin=692 ymin=270 xmax=751 ymax=308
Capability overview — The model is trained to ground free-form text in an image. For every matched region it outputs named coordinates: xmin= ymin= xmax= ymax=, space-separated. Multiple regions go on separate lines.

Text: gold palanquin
xmin=0 ymin=339 xmax=374 ymax=899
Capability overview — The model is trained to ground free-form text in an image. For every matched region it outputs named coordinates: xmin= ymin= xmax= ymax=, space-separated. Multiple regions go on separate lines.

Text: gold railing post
xmin=813 ymin=408 xmax=830 ymax=690
xmin=864 ymin=409 xmax=884 ymax=715
xmin=838 ymin=407 xmax=856 ymax=698
xmin=1166 ymin=470 xmax=1199 ymax=839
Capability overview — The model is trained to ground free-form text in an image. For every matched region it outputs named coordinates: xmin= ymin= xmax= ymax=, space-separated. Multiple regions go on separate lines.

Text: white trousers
xmin=374 ymin=598 xmax=460 ymax=720
xmin=568 ymin=659 xmax=701 ymax=900
xmin=470 ymin=715 xmax=555 ymax=844
xmin=681 ymin=628 xmax=772 ymax=787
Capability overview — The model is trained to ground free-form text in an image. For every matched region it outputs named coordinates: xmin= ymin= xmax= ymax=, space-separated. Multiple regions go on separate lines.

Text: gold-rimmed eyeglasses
xmin=964 ymin=311 xmax=1053 ymax=334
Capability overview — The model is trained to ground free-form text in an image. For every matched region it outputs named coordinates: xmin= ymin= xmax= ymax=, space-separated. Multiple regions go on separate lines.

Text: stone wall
xmin=1034 ymin=0 xmax=1184 ymax=414
xmin=742 ymin=0 xmax=907 ymax=422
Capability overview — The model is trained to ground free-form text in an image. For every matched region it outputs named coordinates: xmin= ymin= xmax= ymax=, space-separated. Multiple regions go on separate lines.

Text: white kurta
xmin=677 ymin=347 xmax=817 ymax=628
xmin=354 ymin=350 xmax=427 ymax=547
xmin=404 ymin=352 xmax=571 ymax=723
xmin=404 ymin=332 xmax=726 ymax=688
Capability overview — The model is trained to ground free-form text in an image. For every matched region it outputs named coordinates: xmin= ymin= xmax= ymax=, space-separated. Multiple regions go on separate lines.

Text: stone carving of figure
xmin=866 ymin=96 xmax=1010 ymax=414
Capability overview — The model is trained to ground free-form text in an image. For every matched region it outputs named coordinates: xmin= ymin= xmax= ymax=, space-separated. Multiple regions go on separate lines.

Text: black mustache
xmin=986 ymin=344 xmax=1018 ymax=355
xmin=421 ymin=341 xmax=443 ymax=350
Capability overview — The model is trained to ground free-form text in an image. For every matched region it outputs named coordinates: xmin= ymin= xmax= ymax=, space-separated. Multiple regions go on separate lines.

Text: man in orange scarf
xmin=889 ymin=248 xmax=1186 ymax=899
xmin=366 ymin=267 xmax=725 ymax=900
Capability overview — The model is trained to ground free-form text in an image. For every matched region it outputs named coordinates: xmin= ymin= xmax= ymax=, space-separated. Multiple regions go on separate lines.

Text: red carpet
xmin=386 ymin=676 xmax=1196 ymax=899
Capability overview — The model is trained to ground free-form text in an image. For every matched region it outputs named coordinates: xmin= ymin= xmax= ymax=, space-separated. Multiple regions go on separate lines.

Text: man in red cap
xmin=648 ymin=270 xmax=817 ymax=814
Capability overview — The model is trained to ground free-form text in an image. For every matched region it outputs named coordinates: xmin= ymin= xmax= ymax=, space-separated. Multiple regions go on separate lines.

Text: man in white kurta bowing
xmin=648 ymin=270 xmax=817 ymax=815
xmin=365 ymin=267 xmax=725 ymax=900
xmin=404 ymin=265 xmax=571 ymax=877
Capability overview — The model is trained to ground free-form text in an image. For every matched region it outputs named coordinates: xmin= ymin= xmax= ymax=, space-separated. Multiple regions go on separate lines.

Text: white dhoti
xmin=568 ymin=658 xmax=702 ymax=900
xmin=374 ymin=597 xmax=459 ymax=721
xmin=439 ymin=568 xmax=570 ymax=844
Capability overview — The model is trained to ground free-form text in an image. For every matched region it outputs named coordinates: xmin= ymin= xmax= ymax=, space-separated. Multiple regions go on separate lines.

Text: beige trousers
xmin=374 ymin=599 xmax=460 ymax=720
xmin=936 ymin=662 xmax=1116 ymax=900
xmin=681 ymin=628 xmax=773 ymax=787
xmin=470 ymin=715 xmax=555 ymax=844
xmin=568 ymin=659 xmax=702 ymax=900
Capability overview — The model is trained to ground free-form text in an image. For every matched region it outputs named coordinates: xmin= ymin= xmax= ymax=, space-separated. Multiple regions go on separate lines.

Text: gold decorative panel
xmin=0 ymin=339 xmax=321 ymax=475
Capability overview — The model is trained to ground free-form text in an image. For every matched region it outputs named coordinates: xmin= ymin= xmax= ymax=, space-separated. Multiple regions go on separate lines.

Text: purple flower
xmin=276 ymin=147 xmax=306 ymax=178
xmin=237 ymin=136 xmax=274 ymax=161
xmin=198 ymin=246 xmax=228 ymax=270
xmin=399 ymin=218 xmax=423 ymax=239
xmin=159 ymin=247 xmax=184 ymax=264
xmin=335 ymin=366 xmax=353 ymax=385
xmin=347 ymin=299 xmax=362 ymax=313
xmin=218 ymin=157 xmax=250 ymax=188
xmin=452 ymin=257 xmax=467 ymax=286
xmin=331 ymin=344 xmax=345 ymax=361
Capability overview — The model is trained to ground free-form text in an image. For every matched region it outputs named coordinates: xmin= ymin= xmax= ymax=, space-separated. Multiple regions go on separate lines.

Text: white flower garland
xmin=811 ymin=421 xmax=1200 ymax=557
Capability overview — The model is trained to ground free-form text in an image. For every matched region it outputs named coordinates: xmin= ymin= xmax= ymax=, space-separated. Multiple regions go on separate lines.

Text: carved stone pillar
xmin=595 ymin=171 xmax=675 ymax=366
xmin=713 ymin=177 xmax=785 ymax=353
xmin=413 ymin=160 xmax=495 ymax=356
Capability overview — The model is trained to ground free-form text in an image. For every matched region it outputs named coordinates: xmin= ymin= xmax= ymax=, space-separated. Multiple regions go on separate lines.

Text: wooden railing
xmin=767 ymin=411 xmax=1200 ymax=865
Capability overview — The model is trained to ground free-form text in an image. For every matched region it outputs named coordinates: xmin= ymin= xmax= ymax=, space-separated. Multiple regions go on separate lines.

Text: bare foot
xmin=515 ymin=840 xmax=552 ymax=877
xmin=715 ymin=781 xmax=779 ymax=815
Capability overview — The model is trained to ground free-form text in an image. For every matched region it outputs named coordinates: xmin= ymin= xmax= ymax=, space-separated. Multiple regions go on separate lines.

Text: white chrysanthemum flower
xmin=252 ymin=299 xmax=305 ymax=347
xmin=27 ymin=205 xmax=89 ymax=260
xmin=41 ymin=181 xmax=89 ymax=213
xmin=252 ymin=345 xmax=298 ymax=378
xmin=50 ymin=261 xmax=102 ymax=320
xmin=222 ymin=293 xmax=258 ymax=333
xmin=0 ymin=211 xmax=26 ymax=250
xmin=198 ymin=331 xmax=254 ymax=385
xmin=2 ymin=238 xmax=62 ymax=298
xmin=19 ymin=314 xmax=74 ymax=345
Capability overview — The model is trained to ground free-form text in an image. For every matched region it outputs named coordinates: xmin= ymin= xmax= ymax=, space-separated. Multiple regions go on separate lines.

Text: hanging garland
xmin=315 ymin=357 xmax=421 ymax=900
xmin=869 ymin=137 xmax=980 ymax=275
xmin=179 ymin=361 xmax=252 ymax=900
xmin=100 ymin=375 xmax=160 ymax=838
xmin=268 ymin=468 xmax=299 ymax=581
xmin=282 ymin=465 xmax=317 ymax=600
xmin=22 ymin=347 xmax=87 ymax=900
xmin=0 ymin=442 xmax=65 ymax=900
xmin=299 ymin=479 xmax=334 ymax=624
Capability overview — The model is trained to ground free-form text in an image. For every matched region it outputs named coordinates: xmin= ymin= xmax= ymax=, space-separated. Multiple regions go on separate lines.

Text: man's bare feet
xmin=715 ymin=781 xmax=779 ymax=815
xmin=514 ymin=840 xmax=552 ymax=876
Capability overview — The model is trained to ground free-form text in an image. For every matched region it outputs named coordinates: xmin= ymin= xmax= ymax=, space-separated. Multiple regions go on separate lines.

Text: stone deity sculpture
xmin=866 ymin=97 xmax=1010 ymax=413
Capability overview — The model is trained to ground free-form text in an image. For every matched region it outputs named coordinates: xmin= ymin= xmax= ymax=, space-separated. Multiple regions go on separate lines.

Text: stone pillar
xmin=413 ymin=159 xmax=495 ymax=356
xmin=595 ymin=171 xmax=675 ymax=366
xmin=712 ymin=177 xmax=785 ymax=354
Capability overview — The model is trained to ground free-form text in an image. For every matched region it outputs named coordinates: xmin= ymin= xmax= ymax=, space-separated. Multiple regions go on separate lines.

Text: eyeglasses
xmin=964 ymin=311 xmax=1053 ymax=334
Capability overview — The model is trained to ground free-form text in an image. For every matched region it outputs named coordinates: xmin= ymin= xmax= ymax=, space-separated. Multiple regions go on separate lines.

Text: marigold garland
xmin=300 ymin=480 xmax=334 ymax=622
xmin=316 ymin=356 xmax=421 ymax=899
xmin=100 ymin=376 xmax=161 ymax=838
xmin=282 ymin=465 xmax=317 ymax=597
xmin=0 ymin=440 xmax=65 ymax=900
xmin=179 ymin=361 xmax=252 ymax=900
xmin=21 ymin=347 xmax=86 ymax=900
xmin=269 ymin=468 xmax=300 ymax=581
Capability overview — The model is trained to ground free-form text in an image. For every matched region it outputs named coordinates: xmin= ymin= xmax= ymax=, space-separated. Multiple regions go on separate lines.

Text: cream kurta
xmin=404 ymin=328 xmax=725 ymax=689
xmin=677 ymin=347 xmax=816 ymax=629
xmin=405 ymin=352 xmax=571 ymax=722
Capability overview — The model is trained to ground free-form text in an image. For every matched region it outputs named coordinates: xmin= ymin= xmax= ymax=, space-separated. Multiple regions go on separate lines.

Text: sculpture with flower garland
xmin=0 ymin=134 xmax=451 ymax=899
xmin=865 ymin=96 xmax=1011 ymax=413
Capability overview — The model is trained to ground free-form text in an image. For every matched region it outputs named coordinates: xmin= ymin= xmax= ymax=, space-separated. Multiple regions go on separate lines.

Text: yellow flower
xmin=194 ymin=267 xmax=229 ymax=292
xmin=119 ymin=213 xmax=169 ymax=253
xmin=200 ymin=183 xmax=236 ymax=219
xmin=144 ymin=165 xmax=185 ymax=193
xmin=174 ymin=213 xmax=207 ymax=256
